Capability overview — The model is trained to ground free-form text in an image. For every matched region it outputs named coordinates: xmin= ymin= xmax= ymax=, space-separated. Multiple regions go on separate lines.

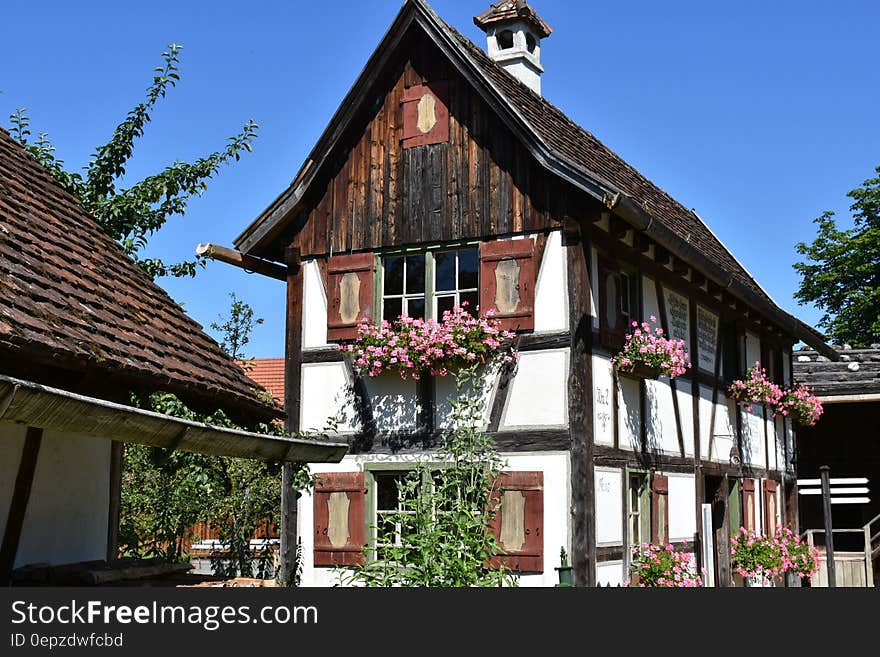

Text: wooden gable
xmin=272 ymin=34 xmax=591 ymax=261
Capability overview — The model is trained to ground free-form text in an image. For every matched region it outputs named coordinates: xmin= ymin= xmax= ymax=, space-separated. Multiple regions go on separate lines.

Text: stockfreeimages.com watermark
xmin=10 ymin=599 xmax=318 ymax=634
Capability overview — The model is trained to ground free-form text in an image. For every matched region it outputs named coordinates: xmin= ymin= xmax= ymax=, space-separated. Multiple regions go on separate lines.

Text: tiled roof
xmin=243 ymin=358 xmax=285 ymax=409
xmin=793 ymin=345 xmax=880 ymax=397
xmin=447 ymin=23 xmax=772 ymax=304
xmin=0 ymin=128 xmax=280 ymax=423
xmin=473 ymin=1 xmax=552 ymax=38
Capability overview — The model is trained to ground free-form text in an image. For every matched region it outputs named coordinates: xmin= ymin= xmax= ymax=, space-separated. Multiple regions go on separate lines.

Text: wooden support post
xmin=0 ymin=426 xmax=43 ymax=584
xmin=279 ymin=246 xmax=304 ymax=587
xmin=565 ymin=220 xmax=595 ymax=587
xmin=820 ymin=465 xmax=836 ymax=587
xmin=106 ymin=441 xmax=123 ymax=563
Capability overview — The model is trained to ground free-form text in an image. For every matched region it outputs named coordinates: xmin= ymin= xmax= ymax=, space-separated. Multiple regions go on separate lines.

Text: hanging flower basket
xmin=612 ymin=317 xmax=691 ymax=380
xmin=775 ymin=384 xmax=823 ymax=427
xmin=616 ymin=361 xmax=662 ymax=381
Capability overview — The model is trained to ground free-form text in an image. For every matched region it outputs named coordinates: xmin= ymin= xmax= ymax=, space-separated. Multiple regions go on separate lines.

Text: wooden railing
xmin=803 ymin=513 xmax=880 ymax=587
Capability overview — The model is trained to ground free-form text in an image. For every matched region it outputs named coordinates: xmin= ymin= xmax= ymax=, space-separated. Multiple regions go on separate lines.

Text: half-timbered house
xmin=222 ymin=0 xmax=837 ymax=586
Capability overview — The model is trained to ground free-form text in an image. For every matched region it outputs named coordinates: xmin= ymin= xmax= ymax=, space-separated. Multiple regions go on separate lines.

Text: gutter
xmin=606 ymin=192 xmax=839 ymax=361
xmin=0 ymin=375 xmax=348 ymax=464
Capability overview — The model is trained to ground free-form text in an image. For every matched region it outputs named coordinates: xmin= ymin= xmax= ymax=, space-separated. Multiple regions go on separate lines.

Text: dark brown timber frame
xmin=279 ymin=246 xmax=304 ymax=587
xmin=0 ymin=427 xmax=43 ymax=584
xmin=566 ymin=219 xmax=595 ymax=587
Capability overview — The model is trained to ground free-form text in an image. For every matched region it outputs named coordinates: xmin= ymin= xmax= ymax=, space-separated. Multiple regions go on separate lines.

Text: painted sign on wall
xmin=663 ymin=288 xmax=690 ymax=348
xmin=696 ymin=305 xmax=719 ymax=373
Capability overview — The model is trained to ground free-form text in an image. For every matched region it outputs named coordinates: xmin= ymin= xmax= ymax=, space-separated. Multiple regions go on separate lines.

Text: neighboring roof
xmin=473 ymin=1 xmax=552 ymax=38
xmin=243 ymin=358 xmax=285 ymax=408
xmin=233 ymin=0 xmax=834 ymax=357
xmin=0 ymin=127 xmax=279 ymax=423
xmin=0 ymin=375 xmax=345 ymax=463
xmin=793 ymin=345 xmax=880 ymax=400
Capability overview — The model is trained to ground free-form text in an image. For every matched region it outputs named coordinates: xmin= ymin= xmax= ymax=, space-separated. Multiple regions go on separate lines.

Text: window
xmin=598 ymin=258 xmax=638 ymax=350
xmin=627 ymin=472 xmax=650 ymax=549
xmin=497 ymin=29 xmax=514 ymax=49
xmin=720 ymin=320 xmax=741 ymax=382
xmin=373 ymin=470 xmax=424 ymax=561
xmin=525 ymin=32 xmax=538 ymax=54
xmin=381 ymin=247 xmax=479 ymax=322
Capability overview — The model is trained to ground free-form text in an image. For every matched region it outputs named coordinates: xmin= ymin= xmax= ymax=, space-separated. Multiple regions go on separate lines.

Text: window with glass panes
xmin=627 ymin=472 xmax=650 ymax=548
xmin=381 ymin=246 xmax=479 ymax=322
xmin=371 ymin=468 xmax=441 ymax=560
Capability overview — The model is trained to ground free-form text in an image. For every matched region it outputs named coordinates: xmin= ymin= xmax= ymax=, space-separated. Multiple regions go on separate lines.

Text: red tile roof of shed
xmin=243 ymin=358 xmax=285 ymax=409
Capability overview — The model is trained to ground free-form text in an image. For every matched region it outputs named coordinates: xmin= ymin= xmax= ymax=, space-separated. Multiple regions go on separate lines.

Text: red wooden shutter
xmin=598 ymin=257 xmax=627 ymax=350
xmin=327 ymin=253 xmax=374 ymax=341
xmin=651 ymin=474 xmax=669 ymax=544
xmin=763 ymin=480 xmax=778 ymax=536
xmin=489 ymin=471 xmax=544 ymax=573
xmin=479 ymin=240 xmax=536 ymax=332
xmin=401 ymin=81 xmax=449 ymax=148
xmin=313 ymin=472 xmax=366 ymax=567
xmin=742 ymin=479 xmax=756 ymax=532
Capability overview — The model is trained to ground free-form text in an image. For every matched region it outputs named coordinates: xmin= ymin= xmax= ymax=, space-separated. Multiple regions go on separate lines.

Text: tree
xmin=210 ymin=292 xmax=264 ymax=361
xmin=8 ymin=44 xmax=257 ymax=279
xmin=794 ymin=166 xmax=880 ymax=347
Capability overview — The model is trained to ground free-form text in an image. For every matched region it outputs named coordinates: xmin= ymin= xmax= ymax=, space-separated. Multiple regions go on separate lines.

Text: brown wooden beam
xmin=106 ymin=441 xmax=123 ymax=563
xmin=196 ymin=243 xmax=288 ymax=281
xmin=279 ymin=246 xmax=304 ymax=587
xmin=0 ymin=427 xmax=43 ymax=584
xmin=565 ymin=222 xmax=595 ymax=587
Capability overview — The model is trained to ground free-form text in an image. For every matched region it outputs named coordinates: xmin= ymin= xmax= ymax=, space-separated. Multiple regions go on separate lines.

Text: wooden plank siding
xmin=280 ymin=38 xmax=584 ymax=261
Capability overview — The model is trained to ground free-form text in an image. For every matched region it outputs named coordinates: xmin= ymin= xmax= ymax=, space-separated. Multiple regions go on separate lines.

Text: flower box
xmin=611 ymin=317 xmax=691 ymax=381
xmin=616 ymin=362 xmax=662 ymax=381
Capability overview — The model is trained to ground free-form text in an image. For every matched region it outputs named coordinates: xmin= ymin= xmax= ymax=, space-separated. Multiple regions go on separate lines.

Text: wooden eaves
xmin=0 ymin=375 xmax=347 ymax=464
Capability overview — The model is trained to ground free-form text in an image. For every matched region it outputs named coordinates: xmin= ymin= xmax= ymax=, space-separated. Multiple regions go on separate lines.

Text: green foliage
xmin=119 ymin=294 xmax=320 ymax=581
xmin=794 ymin=165 xmax=880 ymax=346
xmin=211 ymin=292 xmax=264 ymax=361
xmin=8 ymin=44 xmax=258 ymax=279
xmin=343 ymin=364 xmax=518 ymax=587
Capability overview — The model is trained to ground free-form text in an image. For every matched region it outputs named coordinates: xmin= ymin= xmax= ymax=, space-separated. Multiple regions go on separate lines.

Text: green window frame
xmin=626 ymin=469 xmax=651 ymax=550
xmin=375 ymin=242 xmax=480 ymax=323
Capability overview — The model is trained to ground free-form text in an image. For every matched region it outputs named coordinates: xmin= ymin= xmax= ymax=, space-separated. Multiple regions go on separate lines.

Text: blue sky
xmin=2 ymin=0 xmax=878 ymax=357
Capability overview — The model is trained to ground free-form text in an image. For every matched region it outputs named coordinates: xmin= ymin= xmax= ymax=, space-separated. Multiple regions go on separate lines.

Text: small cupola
xmin=474 ymin=1 xmax=552 ymax=95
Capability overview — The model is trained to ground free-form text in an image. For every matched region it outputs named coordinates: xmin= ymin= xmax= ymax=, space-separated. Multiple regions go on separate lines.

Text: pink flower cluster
xmin=629 ymin=543 xmax=703 ymax=588
xmin=776 ymin=383 xmax=823 ymax=427
xmin=340 ymin=304 xmax=516 ymax=380
xmin=613 ymin=317 xmax=691 ymax=379
xmin=730 ymin=526 xmax=821 ymax=583
xmin=728 ymin=362 xmax=823 ymax=426
xmin=728 ymin=362 xmax=783 ymax=410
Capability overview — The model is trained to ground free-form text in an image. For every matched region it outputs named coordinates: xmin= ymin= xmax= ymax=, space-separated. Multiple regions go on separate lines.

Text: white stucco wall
xmin=698 ymin=389 xmax=737 ymax=463
xmin=11 ymin=428 xmax=111 ymax=568
xmin=500 ymin=349 xmax=568 ymax=429
xmin=742 ymin=406 xmax=767 ymax=469
xmin=533 ymin=230 xmax=567 ymax=332
xmin=594 ymin=467 xmax=623 ymax=546
xmin=644 ymin=379 xmax=681 ymax=455
xmin=592 ymin=355 xmax=614 ymax=445
xmin=596 ymin=560 xmax=625 ymax=587
xmin=617 ymin=376 xmax=641 ymax=451
xmin=302 ymin=259 xmax=330 ymax=349
xmin=642 ymin=276 xmax=661 ymax=323
xmin=667 ymin=473 xmax=696 ymax=542
xmin=434 ymin=366 xmax=497 ymax=431
xmin=300 ymin=361 xmax=360 ymax=433
xmin=745 ymin=331 xmax=761 ymax=370
xmin=298 ymin=451 xmax=571 ymax=587
xmin=0 ymin=422 xmax=28 ymax=544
